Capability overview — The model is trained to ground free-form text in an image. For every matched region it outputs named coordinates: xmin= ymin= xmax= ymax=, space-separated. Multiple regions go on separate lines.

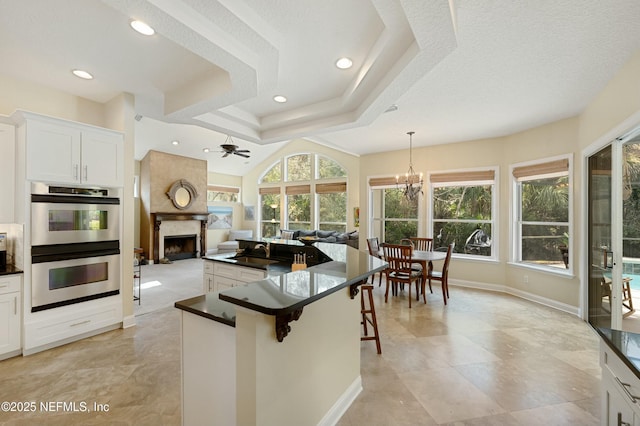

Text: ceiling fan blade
xmin=222 ymin=152 xmax=230 ymax=158
xmin=236 ymin=149 xmax=250 ymax=153
xmin=234 ymin=152 xmax=250 ymax=158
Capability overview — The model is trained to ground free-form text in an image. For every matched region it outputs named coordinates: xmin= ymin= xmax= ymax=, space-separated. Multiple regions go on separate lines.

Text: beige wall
xmin=0 ymin=74 xmax=105 ymax=127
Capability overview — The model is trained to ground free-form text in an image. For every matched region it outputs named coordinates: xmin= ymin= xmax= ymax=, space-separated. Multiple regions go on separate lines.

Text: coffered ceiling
xmin=1 ymin=0 xmax=640 ymax=175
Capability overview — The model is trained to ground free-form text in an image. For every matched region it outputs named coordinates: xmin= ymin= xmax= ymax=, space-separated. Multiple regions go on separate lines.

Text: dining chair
xmin=382 ymin=243 xmax=424 ymax=308
xmin=409 ymin=237 xmax=433 ymax=251
xmin=426 ymin=243 xmax=454 ymax=305
xmin=366 ymin=237 xmax=384 ymax=286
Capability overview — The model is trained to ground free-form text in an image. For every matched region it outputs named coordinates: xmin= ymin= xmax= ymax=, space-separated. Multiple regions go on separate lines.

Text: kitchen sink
xmin=232 ymin=256 xmax=279 ymax=266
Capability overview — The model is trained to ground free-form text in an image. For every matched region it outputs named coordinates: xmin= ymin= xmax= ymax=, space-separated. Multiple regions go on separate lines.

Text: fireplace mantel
xmin=151 ymin=212 xmax=209 ymax=264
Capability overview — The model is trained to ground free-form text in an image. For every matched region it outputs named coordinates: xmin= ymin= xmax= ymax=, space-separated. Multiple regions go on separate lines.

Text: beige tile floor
xmin=0 ymin=260 xmax=601 ymax=425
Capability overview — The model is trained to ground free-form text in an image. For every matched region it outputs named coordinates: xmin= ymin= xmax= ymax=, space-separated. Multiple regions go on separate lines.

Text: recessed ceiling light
xmin=335 ymin=57 xmax=353 ymax=69
xmin=171 ymin=140 xmax=179 ymax=146
xmin=72 ymin=69 xmax=93 ymax=80
xmin=203 ymin=148 xmax=210 ymax=153
xmin=273 ymin=95 xmax=287 ymax=103
xmin=130 ymin=20 xmax=155 ymax=36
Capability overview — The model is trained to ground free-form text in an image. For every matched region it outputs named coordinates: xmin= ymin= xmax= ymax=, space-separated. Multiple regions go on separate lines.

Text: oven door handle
xmin=31 ymin=194 xmax=120 ymax=205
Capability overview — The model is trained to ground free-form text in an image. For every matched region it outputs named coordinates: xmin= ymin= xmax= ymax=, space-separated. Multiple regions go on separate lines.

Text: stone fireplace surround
xmin=151 ymin=213 xmax=208 ymax=264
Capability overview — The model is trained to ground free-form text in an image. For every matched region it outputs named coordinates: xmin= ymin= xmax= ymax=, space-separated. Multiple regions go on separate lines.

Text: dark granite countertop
xmin=597 ymin=327 xmax=640 ymax=380
xmin=0 ymin=264 xmax=23 ymax=276
xmin=176 ymin=242 xmax=387 ymax=326
xmin=218 ymin=243 xmax=386 ymax=316
xmin=175 ymin=294 xmax=236 ymax=327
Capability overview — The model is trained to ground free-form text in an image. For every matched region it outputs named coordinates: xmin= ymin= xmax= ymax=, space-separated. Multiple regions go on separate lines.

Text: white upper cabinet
xmin=0 ymin=123 xmax=16 ymax=223
xmin=20 ymin=113 xmax=123 ymax=187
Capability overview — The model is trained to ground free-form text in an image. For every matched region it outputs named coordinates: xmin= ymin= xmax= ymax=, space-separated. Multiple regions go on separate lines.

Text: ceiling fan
xmin=220 ymin=136 xmax=250 ymax=158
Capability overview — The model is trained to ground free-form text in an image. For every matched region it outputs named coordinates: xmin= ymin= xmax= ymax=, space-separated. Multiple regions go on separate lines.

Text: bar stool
xmin=360 ymin=284 xmax=381 ymax=354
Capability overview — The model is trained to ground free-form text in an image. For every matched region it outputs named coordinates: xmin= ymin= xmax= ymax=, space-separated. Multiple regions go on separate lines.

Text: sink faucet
xmin=254 ymin=242 xmax=271 ymax=258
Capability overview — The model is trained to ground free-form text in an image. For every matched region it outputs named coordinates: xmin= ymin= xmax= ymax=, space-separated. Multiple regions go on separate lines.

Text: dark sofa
xmin=279 ymin=229 xmax=359 ymax=249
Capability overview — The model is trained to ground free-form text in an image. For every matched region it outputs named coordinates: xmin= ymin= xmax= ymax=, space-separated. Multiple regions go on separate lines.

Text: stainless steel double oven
xmin=30 ymin=183 xmax=121 ymax=312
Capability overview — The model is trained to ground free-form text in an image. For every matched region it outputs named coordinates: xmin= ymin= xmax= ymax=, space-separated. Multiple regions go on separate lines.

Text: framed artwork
xmin=353 ymin=207 xmax=360 ymax=227
xmin=244 ymin=206 xmax=255 ymax=221
xmin=208 ymin=206 xmax=233 ymax=229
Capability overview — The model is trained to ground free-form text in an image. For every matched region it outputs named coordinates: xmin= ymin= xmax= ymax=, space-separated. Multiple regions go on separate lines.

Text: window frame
xmin=207 ymin=185 xmax=240 ymax=203
xmin=368 ymin=181 xmax=422 ymax=244
xmin=510 ymin=155 xmax=573 ymax=276
xmin=428 ymin=167 xmax=499 ymax=261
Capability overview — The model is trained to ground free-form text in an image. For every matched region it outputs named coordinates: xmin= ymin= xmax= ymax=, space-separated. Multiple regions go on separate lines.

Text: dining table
xmin=378 ymin=248 xmax=447 ymax=288
xmin=411 ymin=249 xmax=447 ymax=286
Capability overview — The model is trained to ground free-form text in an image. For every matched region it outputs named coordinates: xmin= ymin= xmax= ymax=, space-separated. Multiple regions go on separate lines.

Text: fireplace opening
xmin=164 ymin=234 xmax=197 ymax=261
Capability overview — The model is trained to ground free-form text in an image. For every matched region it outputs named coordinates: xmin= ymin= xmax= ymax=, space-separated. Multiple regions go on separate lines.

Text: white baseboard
xmin=318 ymin=375 xmax=363 ymax=426
xmin=122 ymin=315 xmax=136 ymax=328
xmin=450 ymin=279 xmax=580 ymax=316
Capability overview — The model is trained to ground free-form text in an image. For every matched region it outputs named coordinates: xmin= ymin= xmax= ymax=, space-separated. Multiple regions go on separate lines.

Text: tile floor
xmin=0 ymin=259 xmax=601 ymax=425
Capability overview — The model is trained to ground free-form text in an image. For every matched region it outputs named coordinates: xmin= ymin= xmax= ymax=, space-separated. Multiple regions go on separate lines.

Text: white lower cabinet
xmin=23 ymin=296 xmax=122 ymax=355
xmin=203 ymin=260 xmax=266 ymax=293
xmin=601 ymin=339 xmax=640 ymax=425
xmin=0 ymin=275 xmax=21 ymax=360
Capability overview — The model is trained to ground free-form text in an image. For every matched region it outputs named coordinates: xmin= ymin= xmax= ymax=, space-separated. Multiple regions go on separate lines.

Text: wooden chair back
xmin=409 ymin=237 xmax=433 ymax=251
xmin=382 ymin=243 xmax=414 ymax=276
xmin=367 ymin=237 xmax=381 ymax=258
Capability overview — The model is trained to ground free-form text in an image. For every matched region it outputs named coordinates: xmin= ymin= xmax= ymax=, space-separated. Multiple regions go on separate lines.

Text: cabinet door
xmin=81 ymin=130 xmax=122 ymax=187
xmin=26 ymin=120 xmax=81 ymax=184
xmin=0 ymin=123 xmax=15 ymax=223
xmin=604 ymin=375 xmax=636 ymax=426
xmin=203 ymin=273 xmax=214 ymax=293
xmin=0 ymin=292 xmax=20 ymax=355
xmin=213 ymin=275 xmax=236 ymax=293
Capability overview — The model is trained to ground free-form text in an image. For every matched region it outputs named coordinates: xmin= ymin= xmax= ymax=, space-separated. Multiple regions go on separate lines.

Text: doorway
xmin=588 ymin=127 xmax=640 ymax=332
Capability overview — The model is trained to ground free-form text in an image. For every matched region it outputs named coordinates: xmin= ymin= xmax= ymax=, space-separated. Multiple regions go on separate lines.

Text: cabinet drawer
xmin=238 ymin=268 xmax=265 ymax=283
xmin=204 ymin=261 xmax=214 ymax=275
xmin=213 ymin=263 xmax=239 ymax=279
xmin=0 ymin=275 xmax=21 ymax=295
xmin=24 ymin=300 xmax=121 ymax=351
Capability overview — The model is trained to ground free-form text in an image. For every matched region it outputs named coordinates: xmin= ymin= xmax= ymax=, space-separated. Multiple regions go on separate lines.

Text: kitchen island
xmin=175 ymin=242 xmax=386 ymax=426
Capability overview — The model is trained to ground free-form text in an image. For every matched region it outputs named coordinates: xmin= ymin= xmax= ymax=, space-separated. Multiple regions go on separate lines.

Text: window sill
xmin=507 ymin=261 xmax=575 ymax=279
xmin=452 ymin=254 xmax=499 ymax=264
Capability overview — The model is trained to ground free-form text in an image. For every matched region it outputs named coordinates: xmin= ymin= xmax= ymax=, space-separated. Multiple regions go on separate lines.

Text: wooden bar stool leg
xmin=360 ymin=285 xmax=381 ymax=354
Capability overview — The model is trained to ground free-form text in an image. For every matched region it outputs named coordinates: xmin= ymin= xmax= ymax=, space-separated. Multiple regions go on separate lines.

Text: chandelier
xmin=396 ymin=131 xmax=423 ymax=201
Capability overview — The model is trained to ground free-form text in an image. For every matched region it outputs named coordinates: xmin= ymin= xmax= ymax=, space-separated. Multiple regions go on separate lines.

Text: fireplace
xmin=164 ymin=234 xmax=197 ymax=261
xmin=151 ymin=212 xmax=209 ymax=264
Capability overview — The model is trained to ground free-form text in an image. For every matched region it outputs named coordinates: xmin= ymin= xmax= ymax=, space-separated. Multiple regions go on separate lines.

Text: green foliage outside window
xmin=207 ymin=191 xmax=238 ymax=202
xmin=319 ymin=192 xmax=347 ymax=232
xmin=261 ymin=162 xmax=282 ymax=183
xmin=287 ymin=193 xmax=311 ymax=230
xmin=433 ymin=185 xmax=492 ymax=255
xmin=317 ymin=156 xmax=347 ymax=179
xmin=287 ymin=154 xmax=311 ymax=181
xmin=623 ymin=143 xmax=640 ymax=259
xmin=260 ymin=193 xmax=280 ymax=238
xmin=519 ymin=176 xmax=569 ymax=266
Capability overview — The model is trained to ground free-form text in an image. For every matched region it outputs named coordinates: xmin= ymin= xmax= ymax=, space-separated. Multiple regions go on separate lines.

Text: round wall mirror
xmin=166 ymin=180 xmax=198 ymax=210
xmin=174 ymin=187 xmax=191 ymax=208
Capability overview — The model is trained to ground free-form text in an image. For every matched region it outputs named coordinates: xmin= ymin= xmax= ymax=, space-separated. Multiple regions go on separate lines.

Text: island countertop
xmin=217 ymin=242 xmax=387 ymax=316
xmin=175 ymin=242 xmax=386 ymax=328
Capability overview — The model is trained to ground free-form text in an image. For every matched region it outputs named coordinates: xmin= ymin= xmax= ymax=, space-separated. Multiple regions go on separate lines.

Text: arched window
xmin=317 ymin=155 xmax=347 ymax=179
xmin=260 ymin=161 xmax=282 ymax=184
